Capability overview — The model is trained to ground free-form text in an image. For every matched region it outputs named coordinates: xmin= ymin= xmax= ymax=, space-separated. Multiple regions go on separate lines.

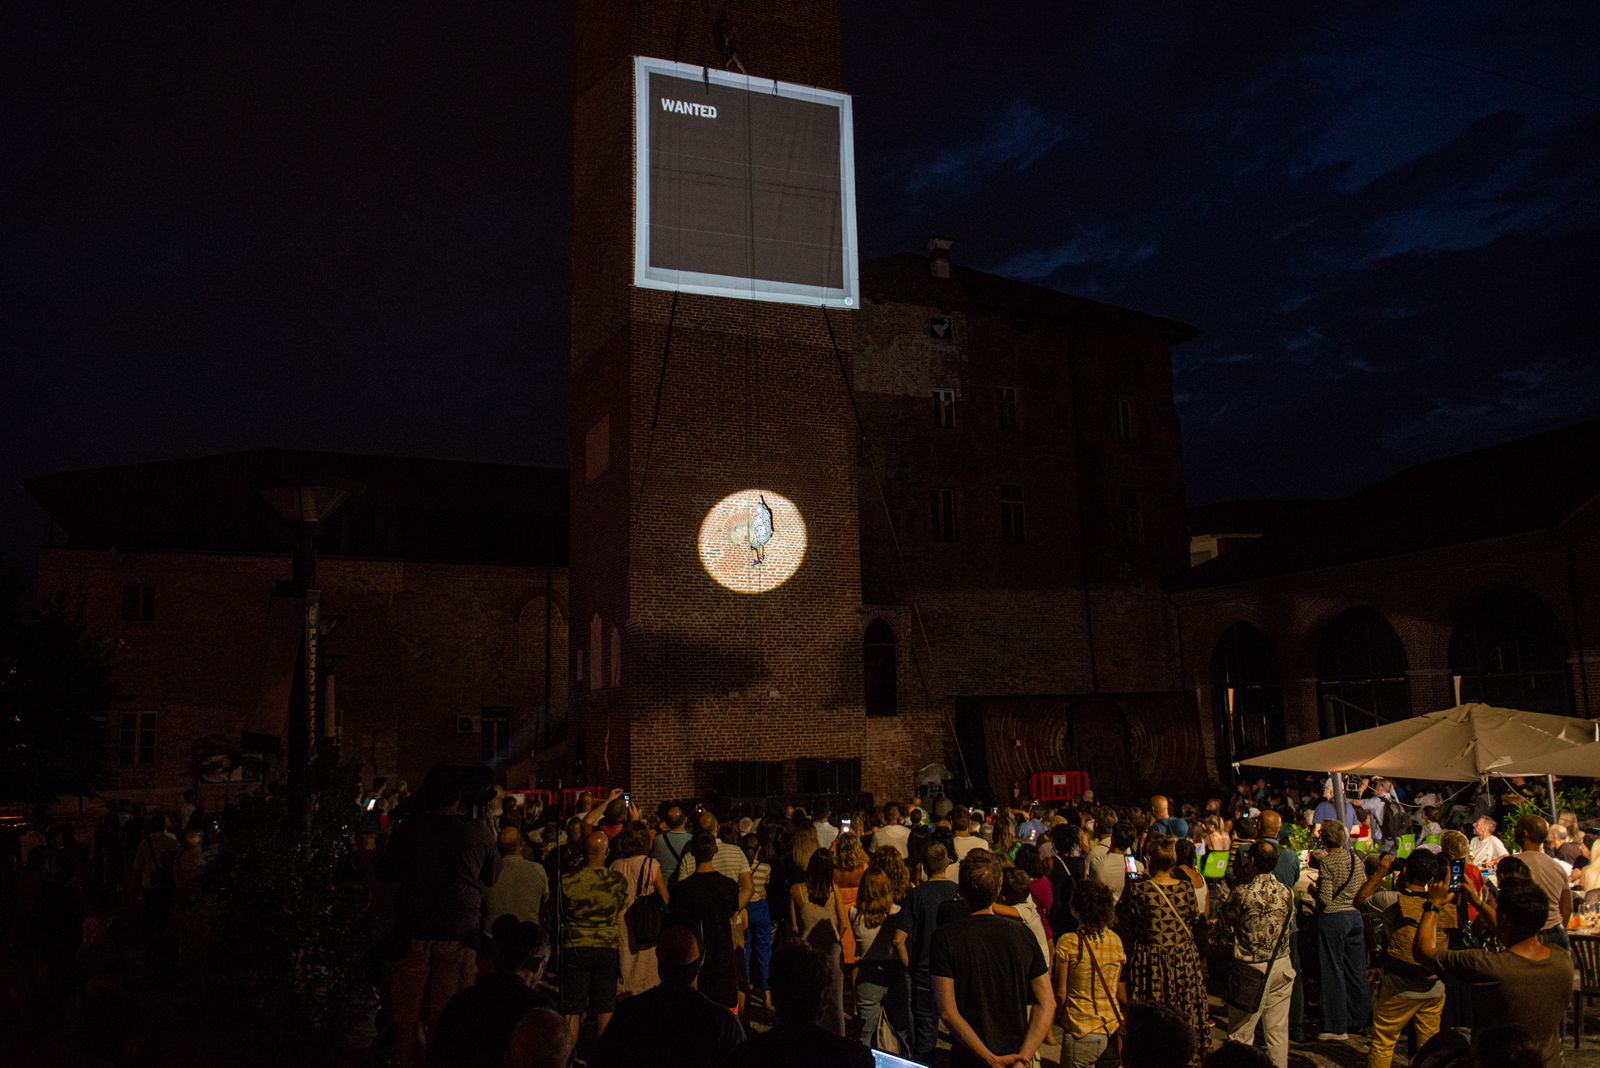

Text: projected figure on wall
xmin=698 ymin=489 xmax=806 ymax=594
xmin=749 ymin=494 xmax=774 ymax=566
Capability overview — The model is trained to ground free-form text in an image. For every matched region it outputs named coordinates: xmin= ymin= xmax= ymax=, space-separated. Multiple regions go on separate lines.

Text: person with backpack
xmin=651 ymin=804 xmax=693 ymax=887
xmin=1359 ymin=778 xmax=1410 ymax=852
xmin=1355 ymin=850 xmax=1458 ymax=1068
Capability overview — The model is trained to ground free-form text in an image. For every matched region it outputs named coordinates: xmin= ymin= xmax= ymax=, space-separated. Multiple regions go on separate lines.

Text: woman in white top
xmin=609 ymin=822 xmax=669 ymax=996
xmin=849 ymin=865 xmax=904 ymax=1050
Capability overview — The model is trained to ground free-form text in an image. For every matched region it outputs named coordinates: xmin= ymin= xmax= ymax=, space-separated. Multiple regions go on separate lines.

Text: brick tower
xmin=568 ymin=1 xmax=894 ymax=804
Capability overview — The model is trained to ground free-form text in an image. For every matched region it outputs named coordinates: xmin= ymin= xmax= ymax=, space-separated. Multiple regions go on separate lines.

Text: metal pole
xmin=1546 ymin=773 xmax=1559 ymax=821
xmin=1332 ymin=770 xmax=1351 ymax=826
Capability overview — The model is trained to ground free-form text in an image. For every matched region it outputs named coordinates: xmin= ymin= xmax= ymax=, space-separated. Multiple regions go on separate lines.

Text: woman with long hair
xmin=745 ymin=831 xmax=777 ymax=1002
xmin=1119 ymin=834 xmax=1208 ymax=1061
xmin=1013 ymin=843 xmax=1054 ymax=943
xmin=869 ymin=845 xmax=911 ymax=905
xmin=832 ymin=831 xmax=869 ymax=966
xmin=788 ymin=823 xmax=820 ymax=889
xmin=991 ymin=816 xmax=1020 ymax=861
xmin=1053 ymin=879 xmax=1125 ymax=1068
xmin=609 ymin=820 xmax=669 ymax=997
xmin=849 ymin=865 xmax=905 ymax=1050
xmin=789 ymin=848 xmax=846 ymax=1035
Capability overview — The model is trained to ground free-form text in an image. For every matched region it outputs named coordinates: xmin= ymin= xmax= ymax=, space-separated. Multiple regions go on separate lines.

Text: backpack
xmin=624 ymin=858 xmax=665 ymax=947
xmin=1380 ymin=799 xmax=1410 ymax=841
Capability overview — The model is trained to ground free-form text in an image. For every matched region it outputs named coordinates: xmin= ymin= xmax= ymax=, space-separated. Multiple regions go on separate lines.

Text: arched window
xmin=1316 ymin=606 xmax=1409 ymax=735
xmin=864 ymin=619 xmax=897 ymax=717
xmin=1210 ymin=622 xmax=1283 ymax=765
xmin=1449 ymin=588 xmax=1570 ymax=715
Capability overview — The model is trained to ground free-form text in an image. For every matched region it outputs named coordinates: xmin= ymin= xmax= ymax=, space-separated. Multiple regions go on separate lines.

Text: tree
xmin=0 ymin=575 xmax=118 ymax=802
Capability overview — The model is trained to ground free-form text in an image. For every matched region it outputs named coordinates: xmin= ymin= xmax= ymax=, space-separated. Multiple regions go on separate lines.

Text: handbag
xmin=1222 ymin=894 xmax=1293 ymax=1015
xmin=624 ymin=857 xmax=665 ymax=947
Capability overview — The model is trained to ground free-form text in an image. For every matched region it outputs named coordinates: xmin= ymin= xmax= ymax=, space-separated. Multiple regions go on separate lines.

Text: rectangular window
xmin=1117 ymin=397 xmax=1138 ymax=441
xmin=704 ymin=760 xmax=784 ymax=799
xmin=480 ymin=706 xmax=511 ymax=763
xmin=996 ymin=386 xmax=1017 ymax=429
xmin=929 ymin=487 xmax=958 ymax=542
xmin=121 ymin=585 xmax=155 ymax=621
xmin=118 ymin=711 xmax=156 ymax=768
xmin=1000 ymin=484 xmax=1026 ymax=541
xmin=931 ymin=389 xmax=957 ymax=429
xmin=794 ymin=758 xmax=862 ymax=796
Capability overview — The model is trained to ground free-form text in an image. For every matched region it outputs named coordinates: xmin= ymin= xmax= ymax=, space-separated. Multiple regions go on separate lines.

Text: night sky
xmin=5 ymin=1 xmax=1598 ymax=572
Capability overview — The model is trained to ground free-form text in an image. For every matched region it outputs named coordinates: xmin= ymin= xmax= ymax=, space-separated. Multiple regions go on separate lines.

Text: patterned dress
xmin=1122 ymin=877 xmax=1208 ymax=1058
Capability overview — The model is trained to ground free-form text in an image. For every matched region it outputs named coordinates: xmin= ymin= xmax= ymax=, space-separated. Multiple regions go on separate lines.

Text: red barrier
xmin=1029 ymin=771 xmax=1090 ymax=802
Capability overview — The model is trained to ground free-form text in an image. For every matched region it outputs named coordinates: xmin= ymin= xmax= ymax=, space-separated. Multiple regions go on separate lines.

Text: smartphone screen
xmin=365 ymin=799 xmax=376 ymax=811
xmin=1449 ymin=859 xmax=1464 ymax=889
xmin=1124 ymin=855 xmax=1138 ymax=875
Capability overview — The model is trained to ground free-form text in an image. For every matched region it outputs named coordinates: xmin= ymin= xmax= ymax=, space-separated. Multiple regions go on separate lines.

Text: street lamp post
xmin=260 ymin=485 xmax=352 ymax=832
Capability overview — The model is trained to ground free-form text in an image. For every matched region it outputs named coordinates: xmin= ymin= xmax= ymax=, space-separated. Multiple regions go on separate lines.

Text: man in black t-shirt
xmin=667 ymin=832 xmax=741 ymax=1008
xmin=894 ymin=841 xmax=960 ymax=1064
xmin=930 ymin=851 xmax=1054 ymax=1068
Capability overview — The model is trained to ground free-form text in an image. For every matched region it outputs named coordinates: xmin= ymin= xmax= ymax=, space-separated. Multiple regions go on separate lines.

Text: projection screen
xmin=634 ymin=56 xmax=859 ymax=309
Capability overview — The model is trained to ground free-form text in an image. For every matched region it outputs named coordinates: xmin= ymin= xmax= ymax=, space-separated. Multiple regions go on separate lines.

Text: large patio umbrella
xmin=1234 ymin=702 xmax=1599 ymax=782
xmin=1498 ymin=738 xmax=1600 ymax=779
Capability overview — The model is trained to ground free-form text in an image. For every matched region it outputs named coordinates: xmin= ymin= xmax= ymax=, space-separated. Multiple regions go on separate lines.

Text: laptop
xmin=1201 ymin=850 xmax=1230 ymax=879
xmin=874 ymin=1053 xmax=927 ymax=1068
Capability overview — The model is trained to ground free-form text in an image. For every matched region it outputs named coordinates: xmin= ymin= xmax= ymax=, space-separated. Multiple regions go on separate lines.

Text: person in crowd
xmin=1044 ymin=824 xmax=1080 ymax=935
xmin=1415 ymin=874 xmax=1574 ymax=1068
xmin=428 ymin=921 xmax=553 ymax=1068
xmin=952 ymin=808 xmax=985 ymax=861
xmin=581 ymin=789 xmax=630 ymax=842
xmin=652 ymin=803 xmax=693 ymax=885
xmin=1012 ymin=843 xmax=1053 ymax=943
xmin=1175 ymin=837 xmax=1209 ymax=918
xmin=745 ymin=831 xmax=778 ymax=1004
xmin=1052 ymin=879 xmax=1123 ymax=1068
xmin=379 ymin=765 xmax=503 ymax=1068
xmin=484 ymin=825 xmax=548 ymax=939
xmin=1357 ymin=777 xmax=1404 ymax=851
xmin=1312 ymin=780 xmax=1353 ymax=826
xmin=1122 ymin=999 xmax=1199 ymax=1068
xmin=832 ymin=831 xmax=868 ymax=966
xmin=1354 ymin=850 xmax=1456 ymax=1068
xmin=850 ymin=864 xmax=905 ymax=1050
xmin=1510 ymin=815 xmax=1573 ymax=948
xmin=787 ymin=823 xmax=821 ymax=891
xmin=1468 ymin=816 xmax=1509 ymax=869
xmin=812 ymin=805 xmax=839 ymax=849
xmin=506 ymin=1008 xmax=574 ymax=1068
xmin=727 ymin=941 xmax=873 ymax=1068
xmin=870 ymin=845 xmax=911 ymax=905
xmin=1221 ymin=840 xmax=1296 ymax=1068
xmin=931 ymin=850 xmax=1055 ymax=1068
xmin=558 ymin=831 xmax=629 ymax=1042
xmin=1001 ymin=866 xmax=1051 ymax=963
xmin=1088 ymin=821 xmax=1141 ymax=905
xmin=587 ymin=922 xmax=746 ymax=1067
xmin=1203 ymin=814 xmax=1231 ymax=854
xmin=894 ymin=839 xmax=959 ymax=1064
xmin=1151 ymin=794 xmax=1188 ymax=840
xmin=1121 ymin=833 xmax=1207 ymax=1059
xmin=666 ymin=831 xmax=742 ymax=1011
xmin=790 ymin=846 xmax=847 ymax=1034
xmin=675 ymin=812 xmax=755 ymax=906
xmin=876 ymin=802 xmax=911 ymax=858
xmin=609 ymin=821 xmax=668 ymax=996
xmin=990 ymin=816 xmax=1020 ymax=861
xmin=1310 ymin=818 xmax=1369 ymax=1041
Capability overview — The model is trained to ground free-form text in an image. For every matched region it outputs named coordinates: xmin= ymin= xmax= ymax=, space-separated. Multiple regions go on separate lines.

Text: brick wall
xmin=38 ymin=546 xmax=567 ymax=805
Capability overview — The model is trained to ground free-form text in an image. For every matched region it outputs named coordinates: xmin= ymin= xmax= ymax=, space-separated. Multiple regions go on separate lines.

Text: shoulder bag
xmin=624 ymin=856 xmax=666 ymax=947
xmin=1222 ymin=890 xmax=1293 ymax=1015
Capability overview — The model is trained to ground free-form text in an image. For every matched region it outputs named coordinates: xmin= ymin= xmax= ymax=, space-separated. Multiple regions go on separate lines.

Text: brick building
xmin=1174 ymin=419 xmax=1600 ymax=784
xmin=854 ymin=247 xmax=1204 ymax=801
xmin=26 ymin=450 xmax=568 ymax=804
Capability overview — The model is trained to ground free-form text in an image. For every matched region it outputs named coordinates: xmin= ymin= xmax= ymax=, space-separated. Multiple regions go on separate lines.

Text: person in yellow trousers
xmin=1353 ymin=849 xmax=1458 ymax=1068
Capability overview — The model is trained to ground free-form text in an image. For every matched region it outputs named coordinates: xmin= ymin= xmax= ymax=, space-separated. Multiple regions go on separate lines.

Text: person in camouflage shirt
xmin=559 ymin=832 xmax=630 ymax=1040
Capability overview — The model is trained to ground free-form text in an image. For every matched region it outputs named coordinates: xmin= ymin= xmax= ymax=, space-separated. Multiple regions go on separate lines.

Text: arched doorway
xmin=1449 ymin=588 xmax=1571 ymax=715
xmin=1210 ymin=622 xmax=1283 ymax=769
xmin=1316 ymin=606 xmax=1409 ymax=735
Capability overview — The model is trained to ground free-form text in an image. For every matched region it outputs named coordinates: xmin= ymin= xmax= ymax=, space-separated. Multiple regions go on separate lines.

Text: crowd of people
xmin=2 ymin=766 xmax=1596 ymax=1067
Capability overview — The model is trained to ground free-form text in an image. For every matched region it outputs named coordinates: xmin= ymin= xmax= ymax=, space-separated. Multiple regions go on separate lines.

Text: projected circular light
xmin=698 ymin=489 xmax=806 ymax=594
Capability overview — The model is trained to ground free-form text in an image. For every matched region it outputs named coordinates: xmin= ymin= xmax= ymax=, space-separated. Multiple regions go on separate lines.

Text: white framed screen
xmin=633 ymin=56 xmax=859 ymax=309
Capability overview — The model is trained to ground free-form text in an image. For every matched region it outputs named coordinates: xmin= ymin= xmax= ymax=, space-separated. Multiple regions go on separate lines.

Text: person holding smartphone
xmin=1088 ymin=822 xmax=1142 ymax=906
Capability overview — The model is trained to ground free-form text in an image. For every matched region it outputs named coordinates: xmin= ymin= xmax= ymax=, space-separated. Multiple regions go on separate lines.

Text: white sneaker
xmin=1316 ymin=1032 xmax=1350 ymax=1041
